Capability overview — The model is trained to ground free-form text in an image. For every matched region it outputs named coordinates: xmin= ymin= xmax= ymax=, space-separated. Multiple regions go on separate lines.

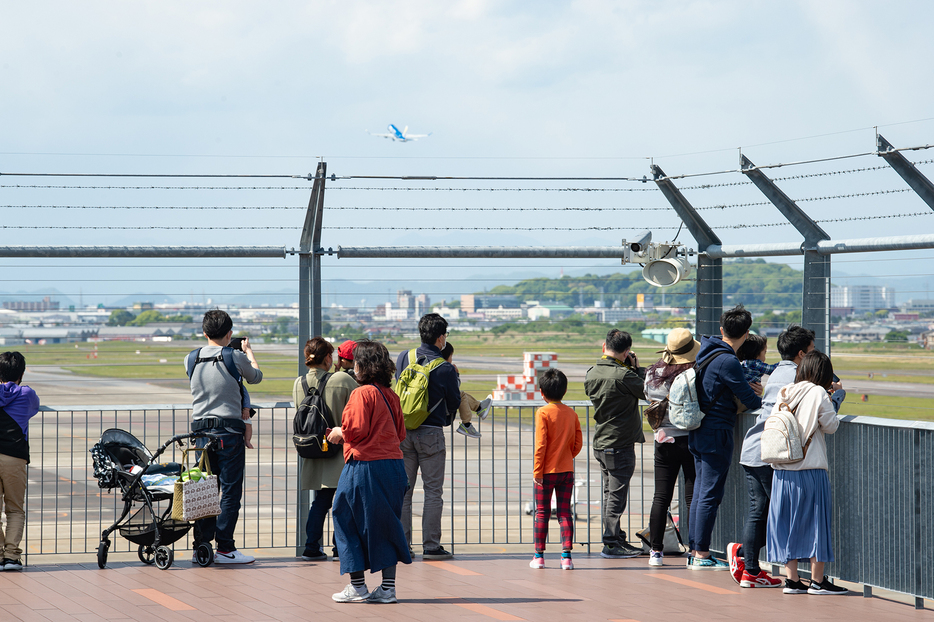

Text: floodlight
xmin=642 ymin=256 xmax=692 ymax=287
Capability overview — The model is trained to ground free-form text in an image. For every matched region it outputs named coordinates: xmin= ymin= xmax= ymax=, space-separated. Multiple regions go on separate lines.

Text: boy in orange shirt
xmin=530 ymin=368 xmax=583 ymax=570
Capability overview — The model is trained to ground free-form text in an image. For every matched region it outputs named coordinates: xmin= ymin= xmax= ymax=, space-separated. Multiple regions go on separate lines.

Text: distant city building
xmin=462 ymin=293 xmax=520 ymax=313
xmin=902 ymin=299 xmax=934 ymax=314
xmin=3 ymin=296 xmax=59 ymax=311
xmin=830 ymin=285 xmax=895 ymax=316
xmin=397 ymin=290 xmax=414 ymax=311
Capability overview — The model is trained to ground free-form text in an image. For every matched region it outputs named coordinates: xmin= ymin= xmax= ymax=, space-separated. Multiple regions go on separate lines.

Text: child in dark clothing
xmin=737 ymin=334 xmax=778 ymax=385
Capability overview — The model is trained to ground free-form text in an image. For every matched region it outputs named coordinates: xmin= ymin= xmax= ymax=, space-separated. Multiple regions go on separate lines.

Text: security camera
xmin=628 ymin=231 xmax=652 ymax=254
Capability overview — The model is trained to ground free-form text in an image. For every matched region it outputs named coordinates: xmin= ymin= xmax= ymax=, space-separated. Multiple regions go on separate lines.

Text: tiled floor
xmin=1 ymin=551 xmax=930 ymax=621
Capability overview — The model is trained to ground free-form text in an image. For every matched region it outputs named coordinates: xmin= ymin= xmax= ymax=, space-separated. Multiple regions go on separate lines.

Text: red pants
xmin=533 ymin=471 xmax=575 ymax=552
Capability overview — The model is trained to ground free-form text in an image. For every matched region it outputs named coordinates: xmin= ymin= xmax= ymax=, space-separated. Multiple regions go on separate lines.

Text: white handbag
xmin=171 ymin=449 xmax=221 ymax=522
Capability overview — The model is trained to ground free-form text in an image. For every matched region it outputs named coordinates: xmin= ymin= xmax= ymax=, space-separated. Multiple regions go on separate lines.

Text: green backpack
xmin=395 ymin=348 xmax=447 ymax=430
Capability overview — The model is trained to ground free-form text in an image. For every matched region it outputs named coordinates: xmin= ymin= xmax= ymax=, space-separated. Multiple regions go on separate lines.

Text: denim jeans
xmin=305 ymin=487 xmax=336 ymax=552
xmin=193 ymin=431 xmax=245 ymax=553
xmin=688 ymin=427 xmax=733 ymax=553
xmin=593 ymin=444 xmax=636 ymax=546
xmin=742 ymin=464 xmax=773 ymax=574
xmin=649 ymin=436 xmax=695 ymax=552
xmin=401 ymin=426 xmax=446 ymax=551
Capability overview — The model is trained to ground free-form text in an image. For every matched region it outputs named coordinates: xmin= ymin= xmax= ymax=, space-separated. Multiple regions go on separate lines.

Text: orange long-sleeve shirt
xmin=340 ymin=385 xmax=406 ymax=462
xmin=533 ymin=401 xmax=583 ymax=479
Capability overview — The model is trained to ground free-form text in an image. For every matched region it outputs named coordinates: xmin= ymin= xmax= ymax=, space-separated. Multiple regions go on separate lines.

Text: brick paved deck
xmin=2 ymin=549 xmax=930 ymax=621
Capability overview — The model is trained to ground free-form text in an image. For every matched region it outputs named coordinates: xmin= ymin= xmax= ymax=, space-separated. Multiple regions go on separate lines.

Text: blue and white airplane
xmin=367 ymin=124 xmax=431 ymax=142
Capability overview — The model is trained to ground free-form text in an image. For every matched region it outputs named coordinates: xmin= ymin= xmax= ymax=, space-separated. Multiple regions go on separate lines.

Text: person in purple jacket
xmin=0 ymin=351 xmax=41 ymax=571
xmin=687 ymin=306 xmax=762 ymax=570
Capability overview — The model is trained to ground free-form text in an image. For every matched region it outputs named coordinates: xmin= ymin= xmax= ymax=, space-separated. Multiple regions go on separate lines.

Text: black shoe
xmin=331 ymin=548 xmax=339 ymax=561
xmin=2 ymin=558 xmax=22 ymax=571
xmin=808 ymin=577 xmax=848 ymax=595
xmin=423 ymin=547 xmax=453 ymax=560
xmin=783 ymin=578 xmax=810 ymax=594
xmin=301 ymin=548 xmax=328 ymax=561
xmin=600 ymin=543 xmax=642 ymax=559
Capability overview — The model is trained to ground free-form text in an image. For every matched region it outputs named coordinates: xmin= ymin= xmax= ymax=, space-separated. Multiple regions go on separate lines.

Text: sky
xmin=2 ymin=1 xmax=934 ymax=308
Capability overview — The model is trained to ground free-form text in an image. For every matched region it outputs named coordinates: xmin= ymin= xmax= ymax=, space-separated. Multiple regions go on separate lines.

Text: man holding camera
xmin=184 ymin=310 xmax=262 ymax=564
xmin=584 ymin=329 xmax=646 ymax=558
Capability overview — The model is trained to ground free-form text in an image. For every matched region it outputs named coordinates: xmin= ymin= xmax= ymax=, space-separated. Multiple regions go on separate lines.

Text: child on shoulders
xmin=440 ymin=343 xmax=492 ymax=439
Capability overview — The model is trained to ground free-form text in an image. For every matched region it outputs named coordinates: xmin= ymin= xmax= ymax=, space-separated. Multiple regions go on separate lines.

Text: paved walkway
xmin=2 ymin=550 xmax=930 ymax=621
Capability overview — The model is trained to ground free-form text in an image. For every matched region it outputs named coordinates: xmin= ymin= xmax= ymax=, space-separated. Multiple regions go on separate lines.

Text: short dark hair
xmin=0 ymin=351 xmax=26 ymax=383
xmin=795 ymin=350 xmax=833 ymax=390
xmin=777 ymin=325 xmax=815 ymax=361
xmin=304 ymin=336 xmax=334 ymax=368
xmin=737 ymin=333 xmax=767 ymax=362
xmin=440 ymin=342 xmax=454 ymax=360
xmin=605 ymin=329 xmax=632 ymax=355
xmin=202 ymin=309 xmax=233 ymax=340
xmin=419 ymin=313 xmax=448 ymax=344
xmin=720 ymin=304 xmax=752 ymax=339
xmin=353 ymin=340 xmax=396 ymax=387
xmin=539 ymin=368 xmax=568 ymax=402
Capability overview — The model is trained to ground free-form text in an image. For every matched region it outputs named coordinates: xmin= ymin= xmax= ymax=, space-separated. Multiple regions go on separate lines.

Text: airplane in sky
xmin=367 ymin=124 xmax=431 ymax=142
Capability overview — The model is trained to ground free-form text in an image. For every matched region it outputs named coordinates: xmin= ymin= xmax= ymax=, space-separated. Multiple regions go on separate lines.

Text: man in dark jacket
xmin=584 ymin=329 xmax=646 ymax=558
xmin=0 ymin=351 xmax=40 ymax=571
xmin=688 ymin=305 xmax=762 ymax=570
xmin=395 ymin=313 xmax=461 ymax=560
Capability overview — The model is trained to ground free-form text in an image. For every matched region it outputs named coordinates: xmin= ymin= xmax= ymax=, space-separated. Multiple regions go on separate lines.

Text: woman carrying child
xmin=530 ymin=368 xmax=583 ymax=570
xmin=766 ymin=350 xmax=847 ymax=595
xmin=643 ymin=328 xmax=699 ymax=566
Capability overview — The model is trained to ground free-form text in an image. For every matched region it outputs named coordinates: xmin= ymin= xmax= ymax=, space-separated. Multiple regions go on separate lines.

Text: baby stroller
xmin=90 ymin=429 xmax=220 ymax=570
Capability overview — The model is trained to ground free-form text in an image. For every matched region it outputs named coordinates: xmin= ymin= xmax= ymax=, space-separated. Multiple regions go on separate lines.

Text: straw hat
xmin=660 ymin=328 xmax=700 ymax=365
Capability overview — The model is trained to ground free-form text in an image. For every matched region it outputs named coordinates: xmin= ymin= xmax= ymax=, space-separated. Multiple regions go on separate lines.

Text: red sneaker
xmin=726 ymin=542 xmax=744 ymax=585
xmin=740 ymin=569 xmax=783 ymax=588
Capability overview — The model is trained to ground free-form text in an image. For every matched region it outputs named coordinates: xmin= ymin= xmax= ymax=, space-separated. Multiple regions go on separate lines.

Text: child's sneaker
xmin=456 ymin=422 xmax=481 ymax=438
xmin=477 ymin=395 xmax=493 ymax=420
xmin=726 ymin=542 xmax=744 ymax=584
xmin=529 ymin=554 xmax=544 ymax=569
xmin=560 ymin=556 xmax=573 ymax=570
xmin=740 ymin=569 xmax=783 ymax=588
xmin=688 ymin=555 xmax=729 ymax=570
xmin=648 ymin=550 xmax=663 ymax=567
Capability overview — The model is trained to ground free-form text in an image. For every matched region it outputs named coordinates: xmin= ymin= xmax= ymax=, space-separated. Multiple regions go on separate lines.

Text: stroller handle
xmin=149 ymin=431 xmax=221 ymax=463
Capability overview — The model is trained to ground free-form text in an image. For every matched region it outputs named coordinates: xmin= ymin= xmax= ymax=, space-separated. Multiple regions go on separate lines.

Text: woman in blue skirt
xmin=326 ymin=340 xmax=412 ymax=603
xmin=766 ymin=351 xmax=846 ymax=595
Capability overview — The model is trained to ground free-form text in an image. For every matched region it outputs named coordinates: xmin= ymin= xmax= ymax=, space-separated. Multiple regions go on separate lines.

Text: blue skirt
xmin=766 ymin=468 xmax=834 ymax=564
xmin=333 ymin=458 xmax=412 ymax=574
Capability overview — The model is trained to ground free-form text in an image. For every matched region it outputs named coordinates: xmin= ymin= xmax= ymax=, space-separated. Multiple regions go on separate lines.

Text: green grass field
xmin=17 ymin=334 xmax=934 ymax=422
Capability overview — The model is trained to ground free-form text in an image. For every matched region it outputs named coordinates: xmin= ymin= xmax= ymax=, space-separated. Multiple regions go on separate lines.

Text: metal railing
xmin=24 ymin=401 xmax=657 ymax=561
xmin=709 ymin=411 xmax=934 ymax=608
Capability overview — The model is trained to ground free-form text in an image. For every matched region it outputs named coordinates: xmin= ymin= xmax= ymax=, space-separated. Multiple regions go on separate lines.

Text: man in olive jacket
xmin=584 ymin=329 xmax=646 ymax=558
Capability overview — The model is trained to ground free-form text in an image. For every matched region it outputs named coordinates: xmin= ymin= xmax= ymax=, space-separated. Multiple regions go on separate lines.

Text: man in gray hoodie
xmin=0 ymin=351 xmax=40 ymax=571
xmin=727 ymin=325 xmax=844 ymax=587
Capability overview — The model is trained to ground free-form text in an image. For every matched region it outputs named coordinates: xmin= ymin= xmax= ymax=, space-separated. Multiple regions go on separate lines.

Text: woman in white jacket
xmin=766 ymin=350 xmax=847 ymax=596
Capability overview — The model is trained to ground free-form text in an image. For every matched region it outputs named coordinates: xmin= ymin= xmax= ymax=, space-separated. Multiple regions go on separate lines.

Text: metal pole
xmin=742 ymin=155 xmax=831 ymax=351
xmin=877 ymin=134 xmax=934 ymax=211
xmin=652 ymin=165 xmax=723 ymax=338
xmin=295 ymin=161 xmax=326 ymax=555
xmin=337 ymin=246 xmax=627 ymax=259
xmin=0 ymin=246 xmax=287 ymax=258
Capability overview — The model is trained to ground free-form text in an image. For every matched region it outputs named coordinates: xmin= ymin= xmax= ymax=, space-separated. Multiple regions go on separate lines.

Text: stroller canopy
xmin=99 ymin=428 xmax=153 ymax=468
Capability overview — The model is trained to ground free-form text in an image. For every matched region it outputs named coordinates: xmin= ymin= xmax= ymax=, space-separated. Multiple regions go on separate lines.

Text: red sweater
xmin=340 ymin=384 xmax=406 ymax=462
xmin=533 ymin=402 xmax=583 ymax=479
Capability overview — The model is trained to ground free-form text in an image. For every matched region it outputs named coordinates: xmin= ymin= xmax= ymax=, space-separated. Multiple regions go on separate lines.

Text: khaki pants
xmin=0 ymin=453 xmax=27 ymax=563
xmin=458 ymin=391 xmax=481 ymax=425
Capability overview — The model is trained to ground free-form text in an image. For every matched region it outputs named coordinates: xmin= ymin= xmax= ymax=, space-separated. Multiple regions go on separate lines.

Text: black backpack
xmin=292 ymin=373 xmax=341 ymax=459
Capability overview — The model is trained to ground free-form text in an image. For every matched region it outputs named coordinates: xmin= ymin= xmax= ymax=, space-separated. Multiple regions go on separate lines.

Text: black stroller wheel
xmin=97 ymin=540 xmax=110 ymax=569
xmin=195 ymin=542 xmax=214 ymax=567
xmin=138 ymin=545 xmax=155 ymax=565
xmin=154 ymin=546 xmax=174 ymax=570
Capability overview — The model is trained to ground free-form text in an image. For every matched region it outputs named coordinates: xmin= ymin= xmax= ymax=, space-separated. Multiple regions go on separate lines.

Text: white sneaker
xmin=456 ymin=422 xmax=481 ymax=438
xmin=477 ymin=395 xmax=493 ymax=420
xmin=214 ymin=549 xmax=255 ymax=564
xmin=649 ymin=551 xmax=663 ymax=567
xmin=332 ymin=584 xmax=369 ymax=602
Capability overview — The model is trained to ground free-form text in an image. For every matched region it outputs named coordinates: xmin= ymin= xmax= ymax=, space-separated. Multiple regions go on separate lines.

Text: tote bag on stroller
xmin=171 ymin=448 xmax=221 ymax=522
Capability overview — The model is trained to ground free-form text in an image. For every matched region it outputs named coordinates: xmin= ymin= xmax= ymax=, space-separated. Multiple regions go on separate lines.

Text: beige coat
xmin=292 ymin=369 xmax=358 ymax=489
xmin=771 ymin=381 xmax=840 ymax=472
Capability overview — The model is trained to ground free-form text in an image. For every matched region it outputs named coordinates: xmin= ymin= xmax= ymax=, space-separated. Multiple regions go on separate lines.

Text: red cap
xmin=337 ymin=340 xmax=357 ymax=361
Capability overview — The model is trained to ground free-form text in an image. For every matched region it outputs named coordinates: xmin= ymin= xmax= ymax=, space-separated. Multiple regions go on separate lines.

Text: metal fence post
xmin=651 ymin=164 xmax=723 ymax=338
xmin=296 ymin=161 xmax=327 ymax=555
xmin=741 ymin=155 xmax=831 ymax=352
